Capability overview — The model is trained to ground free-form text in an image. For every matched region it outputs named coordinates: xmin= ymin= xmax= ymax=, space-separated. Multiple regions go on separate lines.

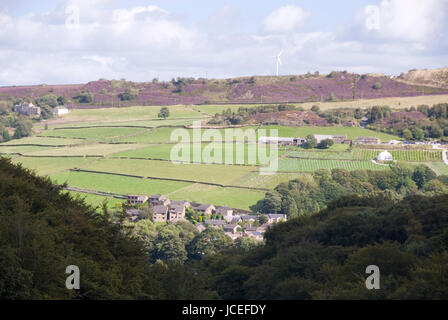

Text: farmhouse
xmin=267 ymin=214 xmax=287 ymax=224
xmin=171 ymin=200 xmax=191 ymax=208
xmin=216 ymin=206 xmax=234 ymax=221
xmin=312 ymin=134 xmax=347 ymax=144
xmin=13 ymin=102 xmax=41 ymax=117
xmin=357 ymin=136 xmax=381 ymax=145
xmin=169 ymin=204 xmax=186 ymax=222
xmin=223 ymin=224 xmax=240 ymax=234
xmin=127 ymin=195 xmax=148 ymax=205
xmin=204 ymin=219 xmax=227 ymax=228
xmin=150 ymin=194 xmax=170 ymax=206
xmin=241 ymin=215 xmax=257 ymax=223
xmin=194 ymin=204 xmax=216 ymax=215
xmin=259 ymin=136 xmax=305 ymax=146
xmin=153 ymin=205 xmax=169 ymax=223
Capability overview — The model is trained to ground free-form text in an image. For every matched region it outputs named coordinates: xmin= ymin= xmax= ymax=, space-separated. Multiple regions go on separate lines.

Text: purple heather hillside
xmin=1 ymin=72 xmax=447 ymax=108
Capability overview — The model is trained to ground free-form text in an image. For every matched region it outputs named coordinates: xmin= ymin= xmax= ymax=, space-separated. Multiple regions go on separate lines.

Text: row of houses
xmin=126 ymin=194 xmax=286 ymax=241
xmin=202 ymin=214 xmax=287 ymax=240
xmin=127 ymin=194 xmax=234 ymax=223
xmin=259 ymin=135 xmax=381 ymax=146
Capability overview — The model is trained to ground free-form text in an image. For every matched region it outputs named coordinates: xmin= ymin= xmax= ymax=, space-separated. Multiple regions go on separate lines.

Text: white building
xmin=377 ymin=151 xmax=393 ymax=161
xmin=53 ymin=107 xmax=69 ymax=116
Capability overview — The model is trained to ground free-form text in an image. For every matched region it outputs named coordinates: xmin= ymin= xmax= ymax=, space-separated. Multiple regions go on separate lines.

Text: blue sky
xmin=0 ymin=0 xmax=447 ymax=85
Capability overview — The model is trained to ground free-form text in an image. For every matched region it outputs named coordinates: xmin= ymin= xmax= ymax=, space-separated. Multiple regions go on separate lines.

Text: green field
xmin=81 ymin=158 xmax=256 ymax=185
xmin=278 ymin=158 xmax=389 ymax=172
xmin=39 ymin=127 xmax=145 ymax=141
xmin=66 ymin=191 xmax=125 ymax=210
xmin=353 ymin=149 xmax=443 ymax=161
xmin=0 ymin=145 xmax=53 ymax=154
xmin=0 ymin=136 xmax=84 ymax=146
xmin=5 ymin=104 xmax=445 ymax=211
xmin=426 ymin=162 xmax=448 ymax=176
xmin=51 ymin=171 xmax=191 ymax=196
xmin=259 ymin=125 xmax=400 ymax=142
xmin=165 ymin=184 xmax=266 ymax=210
xmin=11 ymin=157 xmax=97 ymax=175
xmin=25 ymin=143 xmax=148 ymax=157
xmin=288 ymin=150 xmax=353 ymax=160
xmin=112 ymin=143 xmax=278 ymax=165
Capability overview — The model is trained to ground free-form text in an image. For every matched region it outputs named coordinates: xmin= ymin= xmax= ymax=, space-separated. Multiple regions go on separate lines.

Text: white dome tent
xmin=376 ymin=150 xmax=393 ymax=162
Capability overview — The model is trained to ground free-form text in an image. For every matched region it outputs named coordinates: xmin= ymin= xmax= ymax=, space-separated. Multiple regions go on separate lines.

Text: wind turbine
xmin=274 ymin=50 xmax=283 ymax=76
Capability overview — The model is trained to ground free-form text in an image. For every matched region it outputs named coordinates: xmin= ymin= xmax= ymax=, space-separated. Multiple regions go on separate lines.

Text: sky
xmin=0 ymin=0 xmax=447 ymax=85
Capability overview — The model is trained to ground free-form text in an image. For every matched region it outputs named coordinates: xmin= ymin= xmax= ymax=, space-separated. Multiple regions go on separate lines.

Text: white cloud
xmin=359 ymin=0 xmax=447 ymax=43
xmin=263 ymin=5 xmax=309 ymax=34
xmin=0 ymin=1 xmax=447 ymax=85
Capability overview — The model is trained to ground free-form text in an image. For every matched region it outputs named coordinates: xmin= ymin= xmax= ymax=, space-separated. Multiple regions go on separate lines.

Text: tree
xmin=158 ymin=107 xmax=170 ymax=119
xmin=329 ymin=93 xmax=336 ymax=101
xmin=262 ymin=191 xmax=283 ymax=214
xmin=118 ymin=88 xmax=138 ymax=101
xmin=311 ymin=105 xmax=320 ymax=113
xmin=412 ymin=165 xmax=437 ymax=189
xmin=13 ymin=120 xmax=33 ymax=139
xmin=1 ymin=127 xmax=10 ymax=142
xmin=152 ymin=228 xmax=188 ymax=263
xmin=412 ymin=127 xmax=425 ymax=140
xmin=75 ymin=91 xmax=94 ymax=103
xmin=258 ymin=214 xmax=268 ymax=225
xmin=402 ymin=129 xmax=413 ymax=140
xmin=139 ymin=205 xmax=154 ymax=220
xmin=372 ymin=82 xmax=382 ymax=90
xmin=304 ymin=134 xmax=317 ymax=149
xmin=317 ymin=139 xmax=334 ymax=149
xmin=187 ymin=227 xmax=232 ymax=259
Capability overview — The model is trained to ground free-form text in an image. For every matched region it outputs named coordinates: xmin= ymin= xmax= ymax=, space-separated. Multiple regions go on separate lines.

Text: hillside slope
xmin=0 ymin=157 xmax=213 ymax=299
xmin=398 ymin=68 xmax=448 ymax=89
xmin=204 ymin=192 xmax=448 ymax=299
xmin=1 ymin=70 xmax=448 ymax=107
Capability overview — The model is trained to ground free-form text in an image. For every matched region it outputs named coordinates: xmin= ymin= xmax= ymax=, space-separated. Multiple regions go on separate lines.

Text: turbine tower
xmin=274 ymin=50 xmax=283 ymax=76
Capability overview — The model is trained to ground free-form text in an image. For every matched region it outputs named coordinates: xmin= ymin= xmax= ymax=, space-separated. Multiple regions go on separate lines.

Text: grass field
xmin=112 ymin=142 xmax=278 ymax=165
xmin=51 ymin=105 xmax=206 ymax=123
xmin=426 ymin=162 xmax=448 ymax=176
xmin=0 ymin=145 xmax=53 ymax=154
xmin=26 ymin=143 xmax=148 ymax=157
xmin=299 ymin=94 xmax=448 ymax=110
xmin=353 ymin=149 xmax=443 ymax=161
xmin=65 ymin=191 xmax=125 ymax=210
xmin=11 ymin=157 xmax=97 ymax=175
xmin=277 ymin=158 xmax=389 ymax=172
xmin=165 ymin=184 xmax=266 ymax=210
xmin=39 ymin=127 xmax=145 ymax=141
xmin=0 ymin=136 xmax=84 ymax=146
xmin=81 ymin=158 xmax=256 ymax=185
xmin=259 ymin=125 xmax=400 ymax=142
xmin=288 ymin=150 xmax=353 ymax=160
xmin=51 ymin=171 xmax=191 ymax=196
xmin=230 ymin=172 xmax=306 ymax=189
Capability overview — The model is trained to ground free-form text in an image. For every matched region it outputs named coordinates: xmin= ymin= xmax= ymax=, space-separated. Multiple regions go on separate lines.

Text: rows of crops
xmin=277 ymin=159 xmax=389 ymax=172
xmin=352 ymin=149 xmax=443 ymax=161
xmin=287 ymin=150 xmax=353 ymax=160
